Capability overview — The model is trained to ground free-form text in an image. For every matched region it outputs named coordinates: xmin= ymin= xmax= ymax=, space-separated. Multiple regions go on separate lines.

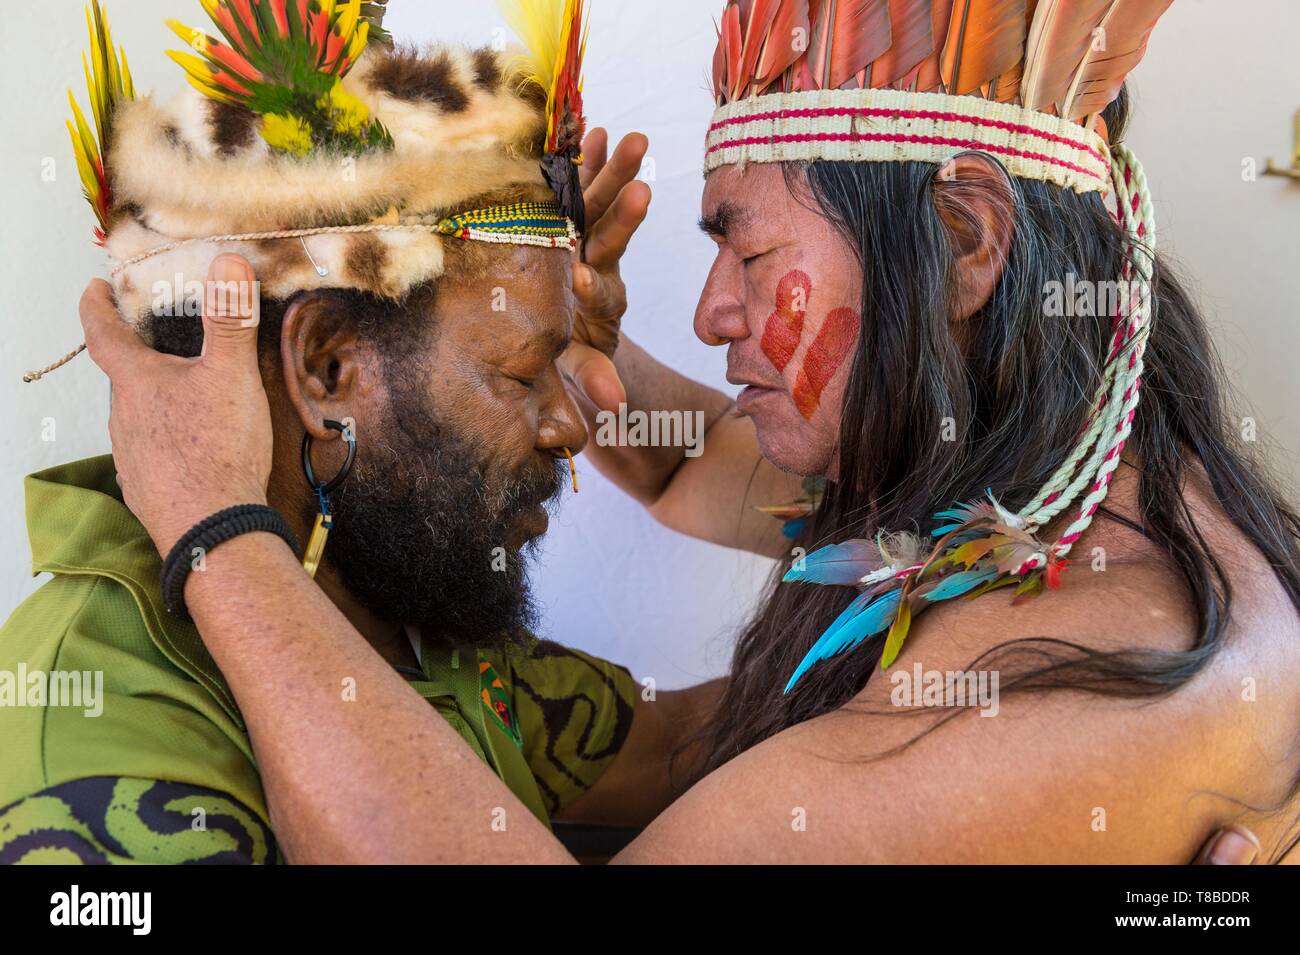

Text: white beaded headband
xmin=704 ymin=87 xmax=1112 ymax=195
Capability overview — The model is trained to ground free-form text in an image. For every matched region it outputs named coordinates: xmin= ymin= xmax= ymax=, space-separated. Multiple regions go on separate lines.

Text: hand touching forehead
xmin=695 ymin=163 xmax=863 ymax=477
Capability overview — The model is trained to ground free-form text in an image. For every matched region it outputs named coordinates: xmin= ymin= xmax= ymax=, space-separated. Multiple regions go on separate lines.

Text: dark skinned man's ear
xmin=279 ymin=293 xmax=366 ymax=441
xmin=931 ymin=152 xmax=1017 ymax=323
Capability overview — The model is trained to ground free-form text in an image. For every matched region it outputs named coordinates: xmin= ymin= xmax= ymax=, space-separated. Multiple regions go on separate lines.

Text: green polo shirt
xmin=0 ymin=456 xmax=636 ymax=864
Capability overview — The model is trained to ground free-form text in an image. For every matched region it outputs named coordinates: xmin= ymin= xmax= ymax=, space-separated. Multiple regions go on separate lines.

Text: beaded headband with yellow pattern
xmin=27 ymin=0 xmax=590 ymax=382
xmin=707 ymin=1 xmax=1175 ymax=690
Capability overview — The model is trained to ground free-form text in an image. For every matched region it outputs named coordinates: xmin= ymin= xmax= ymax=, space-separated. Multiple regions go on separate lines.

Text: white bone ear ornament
xmin=710 ymin=0 xmax=1171 ymax=689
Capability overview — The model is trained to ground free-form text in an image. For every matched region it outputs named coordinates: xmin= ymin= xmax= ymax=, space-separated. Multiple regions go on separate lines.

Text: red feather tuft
xmin=912 ymin=0 xmax=954 ymax=91
xmin=738 ymin=0 xmax=782 ymax=95
xmin=871 ymin=0 xmax=935 ymax=88
xmin=940 ymin=0 xmax=1027 ymax=97
xmin=713 ymin=20 xmax=727 ymax=99
xmin=721 ymin=2 xmax=744 ymax=100
xmin=270 ymin=0 xmax=291 ymax=38
xmin=1044 ymin=556 xmax=1068 ymax=590
xmin=805 ymin=0 xmax=893 ymax=91
xmin=753 ymin=0 xmax=811 ymax=94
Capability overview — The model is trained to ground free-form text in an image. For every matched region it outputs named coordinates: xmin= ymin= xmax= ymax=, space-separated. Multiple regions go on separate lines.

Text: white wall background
xmin=2 ymin=0 xmax=1296 ymax=688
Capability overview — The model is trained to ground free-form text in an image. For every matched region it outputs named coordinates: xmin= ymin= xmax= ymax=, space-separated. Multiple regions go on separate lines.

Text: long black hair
xmin=697 ymin=91 xmax=1300 ymax=860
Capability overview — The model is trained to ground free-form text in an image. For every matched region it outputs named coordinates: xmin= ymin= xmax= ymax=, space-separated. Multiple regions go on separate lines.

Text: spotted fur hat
xmin=30 ymin=0 xmax=588 ymax=379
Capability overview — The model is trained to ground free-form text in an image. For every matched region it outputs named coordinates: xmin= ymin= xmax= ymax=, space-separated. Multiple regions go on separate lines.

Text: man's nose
xmin=694 ymin=259 xmax=750 ymax=346
xmin=537 ymin=372 xmax=588 ymax=458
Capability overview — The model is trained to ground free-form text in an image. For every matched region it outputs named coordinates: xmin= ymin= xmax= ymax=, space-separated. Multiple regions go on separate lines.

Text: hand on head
xmin=79 ymin=254 xmax=273 ymax=557
xmin=561 ymin=128 xmax=652 ymax=415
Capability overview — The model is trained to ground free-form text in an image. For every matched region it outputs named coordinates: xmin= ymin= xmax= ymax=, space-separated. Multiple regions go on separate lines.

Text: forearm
xmin=576 ymin=335 xmax=735 ymax=506
xmin=184 ymin=533 xmax=573 ymax=864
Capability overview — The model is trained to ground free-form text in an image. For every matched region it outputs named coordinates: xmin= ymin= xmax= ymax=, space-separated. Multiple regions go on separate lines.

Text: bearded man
xmin=0 ymin=1 xmax=696 ymax=864
xmin=62 ymin=1 xmax=1298 ymax=864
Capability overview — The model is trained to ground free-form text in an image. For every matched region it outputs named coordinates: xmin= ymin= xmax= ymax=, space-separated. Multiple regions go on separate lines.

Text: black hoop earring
xmin=302 ymin=419 xmax=356 ymax=495
xmin=299 ymin=419 xmax=357 ymax=579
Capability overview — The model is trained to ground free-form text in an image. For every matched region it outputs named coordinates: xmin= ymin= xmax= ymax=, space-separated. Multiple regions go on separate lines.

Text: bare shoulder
xmin=837 ymin=462 xmax=1300 ymax=860
xmin=620 ymin=464 xmax=1300 ymax=864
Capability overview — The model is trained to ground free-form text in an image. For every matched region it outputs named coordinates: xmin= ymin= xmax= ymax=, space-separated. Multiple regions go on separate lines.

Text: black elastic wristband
xmin=160 ymin=504 xmax=300 ymax=621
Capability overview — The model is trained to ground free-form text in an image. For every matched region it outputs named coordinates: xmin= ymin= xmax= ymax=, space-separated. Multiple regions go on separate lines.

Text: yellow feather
xmin=81 ymin=54 xmax=100 ymax=135
xmin=103 ymin=15 xmax=122 ymax=99
xmin=881 ymin=596 xmax=913 ymax=670
xmin=67 ymin=92 xmax=99 ymax=169
xmin=166 ymin=19 xmax=208 ymax=52
xmin=66 ymin=1 xmax=136 ymax=238
xmin=120 ymin=49 xmax=134 ymax=99
xmin=349 ymin=22 xmax=370 ymax=61
xmin=167 ymin=49 xmax=218 ymax=85
xmin=66 ymin=119 xmax=100 ymax=202
xmin=87 ymin=10 xmax=110 ymax=130
xmin=497 ymin=0 xmax=565 ymax=89
xmin=336 ymin=0 xmax=362 ymax=39
xmin=496 ymin=0 xmax=586 ymax=149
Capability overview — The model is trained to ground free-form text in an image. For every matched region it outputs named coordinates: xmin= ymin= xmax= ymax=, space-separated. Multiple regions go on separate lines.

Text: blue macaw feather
xmin=781 ymin=517 xmax=808 ymax=539
xmin=931 ymin=498 xmax=998 ymax=536
xmin=824 ymin=588 xmax=873 ymax=636
xmin=922 ymin=566 xmax=1000 ymax=602
xmin=782 ymin=538 xmax=879 ymax=585
xmin=783 ymin=589 xmax=903 ymax=694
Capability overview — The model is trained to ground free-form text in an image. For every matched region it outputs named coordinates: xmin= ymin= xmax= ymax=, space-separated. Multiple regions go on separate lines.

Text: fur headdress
xmin=29 ymin=0 xmax=589 ymax=379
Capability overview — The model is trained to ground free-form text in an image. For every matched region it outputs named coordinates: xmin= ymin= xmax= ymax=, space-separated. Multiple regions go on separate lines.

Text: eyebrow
xmin=698 ymin=200 xmax=751 ymax=240
xmin=531 ymin=327 xmax=570 ymax=362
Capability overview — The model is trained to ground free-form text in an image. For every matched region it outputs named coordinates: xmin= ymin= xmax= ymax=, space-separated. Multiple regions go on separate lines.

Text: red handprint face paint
xmin=793 ymin=307 xmax=859 ymax=419
xmin=760 ymin=270 xmax=811 ymax=372
xmin=758 ymin=270 xmax=856 ymax=418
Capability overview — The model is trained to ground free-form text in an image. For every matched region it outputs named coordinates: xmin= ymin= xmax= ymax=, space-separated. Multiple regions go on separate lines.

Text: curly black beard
xmin=323 ymin=385 xmax=566 ymax=654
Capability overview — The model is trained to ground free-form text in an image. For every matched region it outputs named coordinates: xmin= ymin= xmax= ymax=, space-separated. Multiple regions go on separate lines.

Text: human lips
xmin=727 ymin=364 xmax=786 ymax=416
xmin=734 ymin=382 xmax=784 ymax=416
xmin=502 ymin=462 xmax=564 ymax=547
xmin=508 ymin=504 xmax=550 ymax=548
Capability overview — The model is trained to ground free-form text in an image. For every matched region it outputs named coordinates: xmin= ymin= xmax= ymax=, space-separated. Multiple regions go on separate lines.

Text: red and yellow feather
xmin=497 ymin=0 xmax=590 ymax=158
xmin=498 ymin=0 xmax=591 ymax=233
xmin=67 ymin=0 xmax=135 ymax=246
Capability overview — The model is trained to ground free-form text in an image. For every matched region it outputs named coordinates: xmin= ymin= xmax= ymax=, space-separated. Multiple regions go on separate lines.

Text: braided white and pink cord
xmin=1012 ymin=144 xmax=1156 ymax=572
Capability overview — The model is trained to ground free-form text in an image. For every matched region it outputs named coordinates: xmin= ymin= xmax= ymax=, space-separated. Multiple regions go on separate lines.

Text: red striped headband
xmin=704 ymin=88 xmax=1112 ymax=195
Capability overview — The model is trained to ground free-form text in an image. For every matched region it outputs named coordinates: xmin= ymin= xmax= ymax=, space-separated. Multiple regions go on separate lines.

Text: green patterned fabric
xmin=0 ymin=778 xmax=274 ymax=864
xmin=0 ymin=456 xmax=637 ymax=864
xmin=491 ymin=643 xmax=637 ymax=816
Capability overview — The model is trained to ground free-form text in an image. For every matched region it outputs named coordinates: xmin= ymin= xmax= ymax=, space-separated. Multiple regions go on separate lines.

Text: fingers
xmin=200 ymin=254 xmax=261 ymax=371
xmin=585 ymin=178 xmax=651 ymax=271
xmin=1194 ymin=825 xmax=1260 ymax=865
xmin=583 ymin=131 xmax=649 ymax=227
xmin=558 ymin=341 xmax=626 ymax=415
xmin=579 ymin=127 xmax=609 ymax=192
xmin=572 ymin=261 xmax=616 ymax=325
xmin=79 ymin=279 xmax=150 ymax=379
